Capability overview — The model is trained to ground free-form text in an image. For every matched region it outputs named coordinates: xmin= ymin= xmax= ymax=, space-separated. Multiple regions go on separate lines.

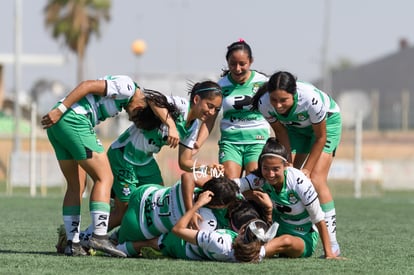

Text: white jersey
xmin=159 ymin=229 xmax=237 ymax=262
xmin=258 ymin=81 xmax=340 ymax=129
xmin=110 ymin=95 xmax=200 ymax=165
xmin=236 ymin=167 xmax=324 ymax=236
xmin=70 ymin=75 xmax=137 ymax=127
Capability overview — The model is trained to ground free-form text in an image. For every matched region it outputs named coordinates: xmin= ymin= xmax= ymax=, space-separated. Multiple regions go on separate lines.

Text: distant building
xmin=315 ymin=39 xmax=414 ymax=130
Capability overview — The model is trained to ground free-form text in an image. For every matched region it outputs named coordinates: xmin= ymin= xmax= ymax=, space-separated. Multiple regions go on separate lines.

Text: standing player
xmin=217 ymin=39 xmax=270 ymax=179
xmin=42 ymin=75 xmax=178 ymax=257
xmin=78 ymin=80 xmax=223 ymax=241
xmin=251 ymin=72 xmax=342 ymax=255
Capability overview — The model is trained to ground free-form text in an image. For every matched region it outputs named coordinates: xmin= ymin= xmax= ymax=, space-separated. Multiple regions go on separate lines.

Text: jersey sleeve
xmin=258 ymin=93 xmax=278 ymax=124
xmin=196 ymin=230 xmax=235 ymax=261
xmin=233 ymin=173 xmax=265 ymax=192
xmin=102 ymin=75 xmax=137 ymax=99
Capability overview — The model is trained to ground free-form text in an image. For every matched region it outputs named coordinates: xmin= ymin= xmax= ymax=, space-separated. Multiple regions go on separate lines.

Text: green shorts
xmin=288 ymin=112 xmax=342 ymax=154
xmin=108 ymin=146 xmax=163 ymax=202
xmin=218 ymin=142 xmax=264 ymax=167
xmin=277 ymin=227 xmax=319 ymax=258
xmin=47 ymin=110 xmax=104 ymax=160
xmin=158 ymin=232 xmax=188 ymax=259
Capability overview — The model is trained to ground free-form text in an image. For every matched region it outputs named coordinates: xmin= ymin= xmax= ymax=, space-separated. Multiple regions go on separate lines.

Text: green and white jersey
xmin=130 ymin=181 xmax=185 ymax=243
xmin=159 ymin=229 xmax=237 ymax=262
xmin=258 ymin=81 xmax=340 ymax=135
xmin=118 ymin=180 xmax=217 ymax=242
xmin=240 ymin=167 xmax=321 ymax=236
xmin=218 ymin=71 xmax=269 ymax=144
xmin=109 ymin=95 xmax=200 ymax=166
xmin=70 ymin=75 xmax=138 ymax=127
xmin=166 ymin=96 xmax=200 ymax=149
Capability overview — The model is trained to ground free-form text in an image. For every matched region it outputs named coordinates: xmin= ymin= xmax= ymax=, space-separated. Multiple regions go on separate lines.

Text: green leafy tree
xmin=44 ymin=0 xmax=111 ymax=82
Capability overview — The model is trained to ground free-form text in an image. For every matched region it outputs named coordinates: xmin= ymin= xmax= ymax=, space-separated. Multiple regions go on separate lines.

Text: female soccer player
xmin=217 ymin=39 xmax=270 ymax=179
xmin=42 ymin=75 xmax=178 ymax=257
xmin=251 ymin=71 xmax=342 ymax=255
xmin=115 ymin=176 xmax=240 ymax=257
xmin=233 ymin=137 xmax=341 ymax=261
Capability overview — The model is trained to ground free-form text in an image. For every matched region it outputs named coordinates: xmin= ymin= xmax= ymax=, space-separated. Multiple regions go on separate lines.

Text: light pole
xmin=131 ymin=39 xmax=147 ymax=81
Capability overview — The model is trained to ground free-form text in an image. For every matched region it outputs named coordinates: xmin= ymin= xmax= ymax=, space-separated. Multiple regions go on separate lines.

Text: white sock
xmin=324 ymin=208 xmax=339 ymax=248
xmin=91 ymin=210 xmax=109 ymax=236
xmin=63 ymin=215 xmax=81 ymax=243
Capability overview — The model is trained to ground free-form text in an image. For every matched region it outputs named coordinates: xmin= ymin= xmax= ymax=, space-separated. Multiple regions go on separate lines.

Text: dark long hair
xmin=131 ymin=89 xmax=180 ymax=130
xmin=251 ymin=71 xmax=297 ymax=111
xmin=194 ymin=176 xmax=240 ymax=207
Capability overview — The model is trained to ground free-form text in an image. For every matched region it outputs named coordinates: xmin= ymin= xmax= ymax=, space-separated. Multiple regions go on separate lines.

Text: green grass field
xmin=1 ymin=190 xmax=413 ymax=275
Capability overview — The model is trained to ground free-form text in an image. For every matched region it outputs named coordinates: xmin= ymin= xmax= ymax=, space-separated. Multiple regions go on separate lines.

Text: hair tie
xmin=239 ymin=38 xmax=245 ymax=42
xmin=194 ymin=87 xmax=221 ymax=94
xmin=260 ymin=153 xmax=287 ymax=162
xmin=248 ymin=220 xmax=279 ymax=243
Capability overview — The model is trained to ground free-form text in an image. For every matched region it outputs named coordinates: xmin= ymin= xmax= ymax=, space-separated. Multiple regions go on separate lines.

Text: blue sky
xmin=1 ymin=0 xmax=414 ymax=95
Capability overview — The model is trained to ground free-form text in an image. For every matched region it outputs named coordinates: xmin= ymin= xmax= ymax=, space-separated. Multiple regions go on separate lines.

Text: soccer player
xmin=42 ymin=75 xmax=178 ymax=257
xmin=79 ymin=80 xmax=223 ymax=242
xmin=233 ymin=137 xmax=341 ymax=261
xmin=217 ymin=39 xmax=270 ymax=179
xmin=251 ymin=71 xmax=342 ymax=255
xmin=116 ymin=190 xmax=274 ymax=261
xmin=115 ymin=176 xmax=240 ymax=257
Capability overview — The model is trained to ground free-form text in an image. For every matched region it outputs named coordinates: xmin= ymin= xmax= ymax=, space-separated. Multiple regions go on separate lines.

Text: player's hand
xmin=166 ymin=127 xmax=179 ymax=148
xmin=41 ymin=109 xmax=63 ymax=129
xmin=189 ymin=212 xmax=202 ymax=230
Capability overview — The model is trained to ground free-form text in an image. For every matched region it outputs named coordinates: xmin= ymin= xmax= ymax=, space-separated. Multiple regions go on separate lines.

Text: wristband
xmin=57 ymin=103 xmax=68 ymax=113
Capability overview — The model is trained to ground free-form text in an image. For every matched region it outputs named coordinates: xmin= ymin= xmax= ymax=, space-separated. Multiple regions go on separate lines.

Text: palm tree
xmin=44 ymin=0 xmax=111 ymax=82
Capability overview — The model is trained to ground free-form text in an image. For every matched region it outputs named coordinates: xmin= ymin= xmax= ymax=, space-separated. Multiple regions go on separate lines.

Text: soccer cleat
xmin=141 ymin=247 xmax=166 ymax=259
xmin=88 ymin=234 xmax=127 ymax=258
xmin=55 ymin=224 xmax=67 ymax=254
xmin=64 ymin=240 xmax=88 ymax=256
xmin=108 ymin=229 xmax=119 ymax=245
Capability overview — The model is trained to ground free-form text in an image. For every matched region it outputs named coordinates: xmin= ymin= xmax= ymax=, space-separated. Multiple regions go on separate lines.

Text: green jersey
xmin=70 ymin=75 xmax=138 ymax=127
xmin=110 ymin=96 xmax=199 ymax=165
xmin=218 ymin=71 xmax=269 ymax=144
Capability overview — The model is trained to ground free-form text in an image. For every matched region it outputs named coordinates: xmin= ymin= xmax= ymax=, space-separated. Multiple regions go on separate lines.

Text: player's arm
xmin=41 ymin=79 xmax=106 ymax=128
xmin=171 ymin=190 xmax=214 ymax=245
xmin=147 ymin=100 xmax=179 ymax=148
xmin=270 ymin=120 xmax=292 ymax=162
xmin=301 ymin=120 xmax=327 ymax=176
xmin=193 ymin=113 xmax=218 ymax=153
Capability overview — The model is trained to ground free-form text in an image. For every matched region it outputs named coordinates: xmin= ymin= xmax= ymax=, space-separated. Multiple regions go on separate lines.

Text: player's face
xmin=227 ymin=50 xmax=252 ymax=84
xmin=193 ymin=95 xmax=222 ymax=121
xmin=268 ymin=89 xmax=294 ymax=115
xmin=260 ymin=156 xmax=285 ymax=185
xmin=126 ymin=88 xmax=147 ymax=120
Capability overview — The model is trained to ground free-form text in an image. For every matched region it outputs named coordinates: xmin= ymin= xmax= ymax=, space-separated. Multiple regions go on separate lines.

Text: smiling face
xmin=260 ymin=156 xmax=286 ymax=186
xmin=192 ymin=95 xmax=222 ymax=121
xmin=268 ymin=89 xmax=294 ymax=115
xmin=227 ymin=49 xmax=252 ymax=84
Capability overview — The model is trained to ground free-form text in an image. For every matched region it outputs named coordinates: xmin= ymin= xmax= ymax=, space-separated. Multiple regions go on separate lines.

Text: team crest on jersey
xmin=297 ymin=113 xmax=306 ymax=121
xmin=253 ymin=177 xmax=265 ymax=187
xmin=288 ymin=193 xmax=298 ymax=204
xmin=122 ymin=185 xmax=131 ymax=196
xmin=252 ymin=84 xmax=261 ymax=94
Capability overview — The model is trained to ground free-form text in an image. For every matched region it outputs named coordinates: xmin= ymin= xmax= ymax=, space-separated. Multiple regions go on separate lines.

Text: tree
xmin=44 ymin=0 xmax=111 ymax=82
